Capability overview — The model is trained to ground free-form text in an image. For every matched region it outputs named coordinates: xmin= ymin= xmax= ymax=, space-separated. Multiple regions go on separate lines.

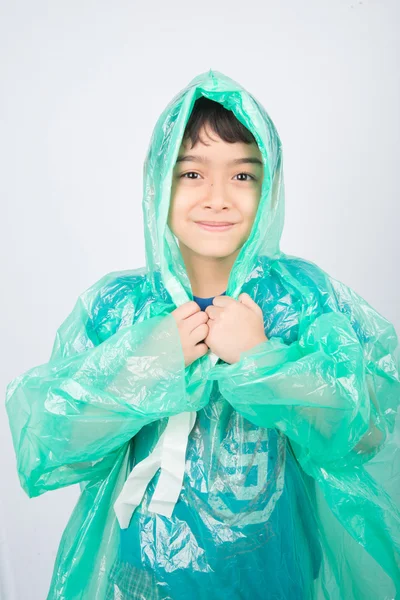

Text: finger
xmin=211 ymin=295 xmax=236 ymax=307
xmin=205 ymin=305 xmax=223 ymax=319
xmin=174 ymin=301 xmax=201 ymax=321
xmin=193 ymin=343 xmax=209 ymax=361
xmin=185 ymin=310 xmax=209 ymax=333
xmin=238 ymin=292 xmax=262 ymax=312
xmin=191 ymin=323 xmax=209 ymax=344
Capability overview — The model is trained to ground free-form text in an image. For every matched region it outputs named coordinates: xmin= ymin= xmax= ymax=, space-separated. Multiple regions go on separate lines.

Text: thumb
xmin=238 ymin=292 xmax=260 ymax=313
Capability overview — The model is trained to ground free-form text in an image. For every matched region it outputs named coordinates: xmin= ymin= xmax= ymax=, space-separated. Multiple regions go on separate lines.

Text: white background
xmin=1 ymin=1 xmax=399 ymax=598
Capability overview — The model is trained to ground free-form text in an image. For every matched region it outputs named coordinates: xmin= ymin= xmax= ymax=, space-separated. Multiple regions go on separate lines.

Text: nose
xmin=203 ymin=180 xmax=230 ymax=211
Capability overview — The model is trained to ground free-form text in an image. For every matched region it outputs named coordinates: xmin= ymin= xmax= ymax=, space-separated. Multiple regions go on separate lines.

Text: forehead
xmin=176 ymin=126 xmax=263 ymax=167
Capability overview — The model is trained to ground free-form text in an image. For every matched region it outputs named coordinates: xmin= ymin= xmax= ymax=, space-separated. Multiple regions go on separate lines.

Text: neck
xmin=180 ymin=245 xmax=239 ymax=298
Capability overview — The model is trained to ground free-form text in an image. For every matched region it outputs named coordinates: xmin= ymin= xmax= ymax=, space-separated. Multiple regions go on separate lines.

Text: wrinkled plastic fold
xmin=6 ymin=307 xmax=191 ymax=497
xmin=210 ymin=309 xmax=385 ymax=468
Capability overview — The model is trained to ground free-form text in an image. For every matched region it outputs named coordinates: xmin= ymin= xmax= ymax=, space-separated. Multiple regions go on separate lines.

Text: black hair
xmin=182 ymin=96 xmax=256 ymax=148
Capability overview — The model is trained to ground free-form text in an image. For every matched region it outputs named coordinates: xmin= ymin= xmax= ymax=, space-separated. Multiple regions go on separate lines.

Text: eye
xmin=234 ymin=172 xmax=257 ymax=182
xmin=180 ymin=171 xmax=201 ymax=179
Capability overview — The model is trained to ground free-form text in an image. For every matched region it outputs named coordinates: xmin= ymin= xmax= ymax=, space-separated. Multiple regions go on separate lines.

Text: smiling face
xmin=168 ymin=123 xmax=264 ymax=267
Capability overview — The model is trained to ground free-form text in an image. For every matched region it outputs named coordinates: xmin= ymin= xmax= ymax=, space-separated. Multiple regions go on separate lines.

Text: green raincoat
xmin=5 ymin=69 xmax=400 ymax=599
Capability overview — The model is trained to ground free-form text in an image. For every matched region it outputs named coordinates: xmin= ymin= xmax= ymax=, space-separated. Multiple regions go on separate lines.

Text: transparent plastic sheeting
xmin=6 ymin=70 xmax=400 ymax=600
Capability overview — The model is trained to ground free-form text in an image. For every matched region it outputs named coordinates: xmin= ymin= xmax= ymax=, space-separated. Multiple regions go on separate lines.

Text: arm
xmin=5 ymin=274 xmax=189 ymax=498
xmin=208 ymin=279 xmax=399 ymax=471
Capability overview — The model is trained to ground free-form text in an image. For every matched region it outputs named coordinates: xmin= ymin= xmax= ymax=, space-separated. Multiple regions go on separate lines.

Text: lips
xmin=195 ymin=221 xmax=235 ymax=232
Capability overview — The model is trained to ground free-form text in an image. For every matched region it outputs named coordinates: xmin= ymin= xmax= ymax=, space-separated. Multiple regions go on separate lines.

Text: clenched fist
xmin=171 ymin=301 xmax=210 ymax=367
xmin=204 ymin=293 xmax=268 ymax=364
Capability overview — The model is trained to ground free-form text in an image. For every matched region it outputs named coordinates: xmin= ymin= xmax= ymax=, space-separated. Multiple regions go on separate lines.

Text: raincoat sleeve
xmin=208 ymin=274 xmax=400 ymax=470
xmin=5 ymin=272 xmax=188 ymax=498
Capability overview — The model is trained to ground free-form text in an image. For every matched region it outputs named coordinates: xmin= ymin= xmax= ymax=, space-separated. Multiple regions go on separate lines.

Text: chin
xmin=191 ymin=244 xmax=238 ymax=259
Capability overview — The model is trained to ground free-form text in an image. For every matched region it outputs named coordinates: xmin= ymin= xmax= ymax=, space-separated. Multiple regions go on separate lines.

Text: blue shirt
xmin=192 ymin=292 xmax=321 ymax=593
xmin=193 ymin=291 xmax=226 ymax=311
xmin=119 ymin=291 xmax=322 ymax=599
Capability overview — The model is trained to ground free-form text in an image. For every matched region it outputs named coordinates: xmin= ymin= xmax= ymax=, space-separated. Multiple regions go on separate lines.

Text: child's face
xmin=168 ymin=124 xmax=264 ymax=262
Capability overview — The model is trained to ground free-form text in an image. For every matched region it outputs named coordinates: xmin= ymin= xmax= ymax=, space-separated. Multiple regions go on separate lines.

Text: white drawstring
xmin=148 ymin=410 xmax=197 ymax=516
xmin=113 ymin=351 xmax=219 ymax=529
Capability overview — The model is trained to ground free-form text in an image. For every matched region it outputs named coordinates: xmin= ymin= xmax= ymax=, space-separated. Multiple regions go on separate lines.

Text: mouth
xmin=195 ymin=221 xmax=235 ymax=232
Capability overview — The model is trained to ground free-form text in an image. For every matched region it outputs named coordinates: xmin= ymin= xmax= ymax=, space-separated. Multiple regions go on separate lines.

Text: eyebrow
xmin=175 ymin=154 xmax=263 ymax=167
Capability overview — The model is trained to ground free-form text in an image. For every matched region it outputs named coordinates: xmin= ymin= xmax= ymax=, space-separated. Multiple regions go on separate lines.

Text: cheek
xmin=168 ymin=198 xmax=193 ymax=238
xmin=241 ymin=199 xmax=259 ymax=224
xmin=169 ymin=191 xmax=197 ymax=222
xmin=249 ymin=192 xmax=262 ymax=219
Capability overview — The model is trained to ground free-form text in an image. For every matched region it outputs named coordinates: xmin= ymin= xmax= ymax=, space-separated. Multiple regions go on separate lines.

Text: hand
xmin=204 ymin=293 xmax=268 ymax=364
xmin=171 ymin=301 xmax=210 ymax=367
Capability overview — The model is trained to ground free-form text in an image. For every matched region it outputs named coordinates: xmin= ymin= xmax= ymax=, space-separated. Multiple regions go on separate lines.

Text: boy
xmin=5 ymin=70 xmax=400 ymax=600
